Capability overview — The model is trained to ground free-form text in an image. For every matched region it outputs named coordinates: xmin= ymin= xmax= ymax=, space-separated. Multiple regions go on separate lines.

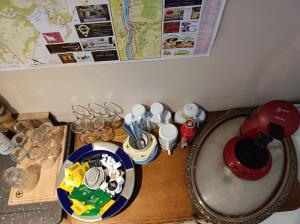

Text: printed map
xmin=0 ymin=0 xmax=73 ymax=67
xmin=0 ymin=0 xmax=225 ymax=70
xmin=110 ymin=0 xmax=162 ymax=60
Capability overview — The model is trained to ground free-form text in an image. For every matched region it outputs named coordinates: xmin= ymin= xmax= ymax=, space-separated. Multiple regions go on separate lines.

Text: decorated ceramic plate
xmin=56 ymin=142 xmax=135 ymax=222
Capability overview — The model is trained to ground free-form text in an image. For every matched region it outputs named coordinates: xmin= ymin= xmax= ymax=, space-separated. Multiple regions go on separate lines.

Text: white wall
xmin=1 ymin=0 xmax=300 ymax=121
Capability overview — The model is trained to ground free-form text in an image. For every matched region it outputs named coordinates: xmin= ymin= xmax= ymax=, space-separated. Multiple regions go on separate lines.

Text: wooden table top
xmin=70 ymin=127 xmax=194 ymax=224
xmin=67 ymin=112 xmax=300 ymax=224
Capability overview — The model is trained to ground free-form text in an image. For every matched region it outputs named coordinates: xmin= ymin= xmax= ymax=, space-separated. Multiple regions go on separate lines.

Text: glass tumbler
xmin=104 ymin=102 xmax=124 ymax=129
xmin=101 ymin=126 xmax=115 ymax=142
xmin=13 ymin=121 xmax=34 ymax=134
xmin=72 ymin=105 xmax=93 ymax=119
xmin=38 ymin=122 xmax=53 ymax=135
xmin=2 ymin=166 xmax=40 ymax=192
xmin=109 ymin=111 xmax=123 ymax=129
xmin=42 ymin=146 xmax=62 ymax=169
xmin=11 ymin=132 xmax=29 ymax=148
xmin=71 ymin=118 xmax=89 ymax=134
xmin=88 ymin=103 xmax=107 ymax=117
xmin=11 ymin=133 xmax=30 ymax=163
xmin=27 ymin=146 xmax=46 ymax=166
xmin=10 ymin=147 xmax=27 ymax=163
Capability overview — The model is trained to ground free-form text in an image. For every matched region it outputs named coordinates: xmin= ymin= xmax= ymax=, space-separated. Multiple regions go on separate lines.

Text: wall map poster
xmin=0 ymin=0 xmax=226 ymax=71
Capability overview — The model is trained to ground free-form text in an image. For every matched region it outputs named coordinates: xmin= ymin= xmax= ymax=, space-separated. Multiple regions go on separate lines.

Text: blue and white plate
xmin=56 ymin=142 xmax=135 ymax=222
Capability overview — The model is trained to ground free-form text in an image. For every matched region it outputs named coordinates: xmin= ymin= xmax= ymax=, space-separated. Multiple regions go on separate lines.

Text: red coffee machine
xmin=224 ymin=100 xmax=300 ymax=180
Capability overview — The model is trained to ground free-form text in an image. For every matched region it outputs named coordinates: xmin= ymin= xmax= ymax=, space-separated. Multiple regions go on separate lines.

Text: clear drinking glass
xmin=10 ymin=147 xmax=27 ymax=163
xmin=84 ymin=131 xmax=101 ymax=144
xmin=104 ymin=102 xmax=124 ymax=115
xmin=104 ymin=102 xmax=124 ymax=129
xmin=11 ymin=133 xmax=28 ymax=147
xmin=10 ymin=133 xmax=30 ymax=163
xmin=2 ymin=166 xmax=40 ymax=192
xmin=49 ymin=127 xmax=64 ymax=145
xmin=109 ymin=111 xmax=123 ymax=129
xmin=71 ymin=118 xmax=89 ymax=133
xmin=88 ymin=103 xmax=107 ymax=117
xmin=31 ymin=129 xmax=47 ymax=147
xmin=90 ymin=116 xmax=105 ymax=132
xmin=37 ymin=122 xmax=53 ymax=135
xmin=13 ymin=121 xmax=34 ymax=134
xmin=42 ymin=145 xmax=62 ymax=169
xmin=27 ymin=146 xmax=46 ymax=165
xmin=72 ymin=105 xmax=93 ymax=119
xmin=101 ymin=126 xmax=115 ymax=142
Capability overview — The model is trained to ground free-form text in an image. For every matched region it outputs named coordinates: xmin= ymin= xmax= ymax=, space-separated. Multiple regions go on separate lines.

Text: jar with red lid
xmin=180 ymin=120 xmax=197 ymax=148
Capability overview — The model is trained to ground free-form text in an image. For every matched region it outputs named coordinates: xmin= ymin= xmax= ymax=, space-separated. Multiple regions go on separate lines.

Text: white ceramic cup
xmin=182 ymin=103 xmax=199 ymax=120
xmin=159 ymin=124 xmax=178 ymax=152
xmin=150 ymin=103 xmax=164 ymax=124
xmin=132 ymin=104 xmax=146 ymax=122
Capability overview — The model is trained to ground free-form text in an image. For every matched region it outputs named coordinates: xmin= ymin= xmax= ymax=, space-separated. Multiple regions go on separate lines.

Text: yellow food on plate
xmin=59 ymin=180 xmax=74 ymax=193
xmin=70 ymin=200 xmax=95 ymax=216
xmin=64 ymin=162 xmax=90 ymax=188
xmin=99 ymin=199 xmax=115 ymax=215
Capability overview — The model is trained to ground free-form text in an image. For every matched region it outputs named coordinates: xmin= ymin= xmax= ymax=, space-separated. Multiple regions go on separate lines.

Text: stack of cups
xmin=132 ymin=104 xmax=146 ymax=123
xmin=175 ymin=103 xmax=206 ymax=126
xmin=159 ymin=123 xmax=178 ymax=156
xmin=150 ymin=103 xmax=164 ymax=125
xmin=150 ymin=103 xmax=173 ymax=127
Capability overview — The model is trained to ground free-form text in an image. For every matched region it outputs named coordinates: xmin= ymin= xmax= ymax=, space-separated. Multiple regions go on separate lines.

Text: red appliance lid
xmin=257 ymin=100 xmax=300 ymax=138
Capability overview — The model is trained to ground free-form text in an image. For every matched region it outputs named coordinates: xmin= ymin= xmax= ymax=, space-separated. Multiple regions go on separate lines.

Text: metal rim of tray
xmin=186 ymin=108 xmax=297 ymax=224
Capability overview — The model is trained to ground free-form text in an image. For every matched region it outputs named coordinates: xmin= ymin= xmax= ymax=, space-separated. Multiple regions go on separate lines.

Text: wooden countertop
xmin=69 ymin=128 xmax=194 ymax=224
xmin=67 ymin=112 xmax=300 ymax=224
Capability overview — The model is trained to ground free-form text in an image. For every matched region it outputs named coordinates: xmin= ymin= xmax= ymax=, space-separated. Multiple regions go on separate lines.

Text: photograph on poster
xmin=76 ymin=5 xmax=110 ymax=23
xmin=81 ymin=37 xmax=116 ymax=51
xmin=46 ymin=43 xmax=82 ymax=54
xmin=164 ymin=22 xmax=180 ymax=33
xmin=58 ymin=53 xmax=77 ymax=63
xmin=181 ymin=21 xmax=198 ymax=33
xmin=173 ymin=48 xmax=193 ymax=55
xmin=42 ymin=32 xmax=64 ymax=44
xmin=74 ymin=52 xmax=93 ymax=62
xmin=163 ymin=34 xmax=194 ymax=49
xmin=164 ymin=8 xmax=184 ymax=21
xmin=165 ymin=0 xmax=202 ymax=8
xmin=92 ymin=50 xmax=119 ymax=61
xmin=191 ymin=6 xmax=201 ymax=19
xmin=75 ymin=23 xmax=114 ymax=38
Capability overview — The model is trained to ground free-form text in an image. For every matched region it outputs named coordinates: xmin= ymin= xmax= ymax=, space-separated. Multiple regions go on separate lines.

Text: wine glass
xmin=70 ymin=118 xmax=89 ymax=134
xmin=88 ymin=103 xmax=107 ymax=117
xmin=104 ymin=102 xmax=124 ymax=129
xmin=104 ymin=102 xmax=124 ymax=115
xmin=72 ymin=105 xmax=93 ymax=119
xmin=13 ymin=121 xmax=34 ymax=134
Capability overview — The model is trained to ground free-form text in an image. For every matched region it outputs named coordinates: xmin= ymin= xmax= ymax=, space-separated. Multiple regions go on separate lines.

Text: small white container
xmin=183 ymin=103 xmax=199 ymax=120
xmin=131 ymin=104 xmax=146 ymax=122
xmin=0 ymin=132 xmax=13 ymax=155
xmin=159 ymin=124 xmax=178 ymax=155
xmin=124 ymin=113 xmax=134 ymax=131
xmin=174 ymin=110 xmax=187 ymax=124
xmin=124 ymin=113 xmax=134 ymax=125
xmin=197 ymin=109 xmax=206 ymax=124
xmin=150 ymin=103 xmax=164 ymax=124
xmin=162 ymin=110 xmax=172 ymax=124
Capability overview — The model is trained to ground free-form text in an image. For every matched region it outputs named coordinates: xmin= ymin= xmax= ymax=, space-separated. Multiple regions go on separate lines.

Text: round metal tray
xmin=186 ymin=108 xmax=297 ymax=224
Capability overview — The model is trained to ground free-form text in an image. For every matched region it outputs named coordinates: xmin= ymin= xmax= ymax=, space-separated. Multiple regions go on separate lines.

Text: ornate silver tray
xmin=186 ymin=108 xmax=297 ymax=224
